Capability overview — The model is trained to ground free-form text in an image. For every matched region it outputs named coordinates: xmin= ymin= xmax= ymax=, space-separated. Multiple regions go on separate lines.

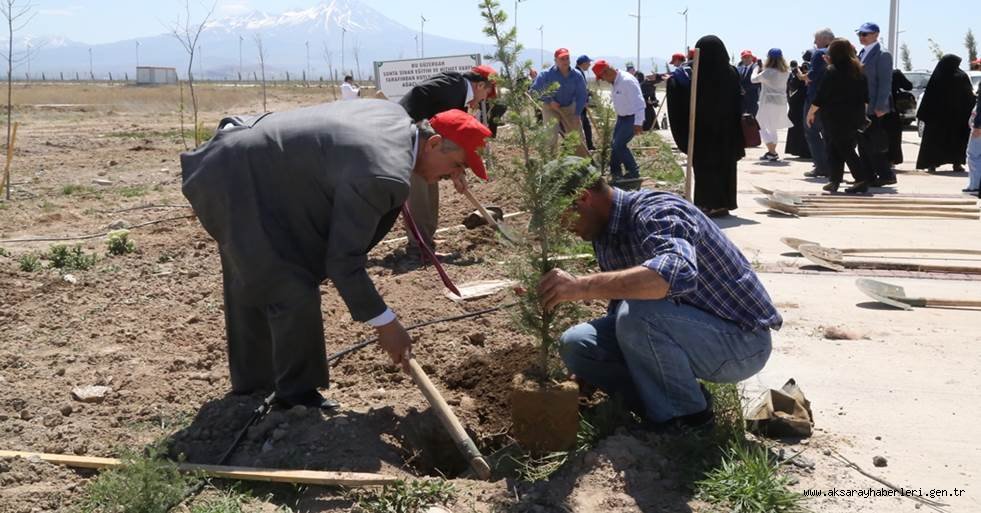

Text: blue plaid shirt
xmin=593 ymin=189 xmax=782 ymax=331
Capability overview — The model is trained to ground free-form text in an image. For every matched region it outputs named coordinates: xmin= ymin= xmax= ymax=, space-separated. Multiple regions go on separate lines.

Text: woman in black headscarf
xmin=916 ymin=54 xmax=976 ymax=172
xmin=785 ymin=51 xmax=812 ymax=158
xmin=666 ymin=35 xmax=744 ymax=216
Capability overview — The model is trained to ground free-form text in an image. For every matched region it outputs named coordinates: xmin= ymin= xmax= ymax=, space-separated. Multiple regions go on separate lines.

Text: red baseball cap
xmin=429 ymin=109 xmax=492 ymax=180
xmin=554 ymin=48 xmax=570 ymax=59
xmin=591 ymin=59 xmax=611 ymax=78
xmin=740 ymin=49 xmax=755 ymax=59
xmin=470 ymin=64 xmax=498 ymax=99
xmin=671 ymin=53 xmax=686 ymax=62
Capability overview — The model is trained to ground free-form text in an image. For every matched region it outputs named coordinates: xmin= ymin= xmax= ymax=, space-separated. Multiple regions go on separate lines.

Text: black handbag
xmin=741 ymin=114 xmax=762 ymax=147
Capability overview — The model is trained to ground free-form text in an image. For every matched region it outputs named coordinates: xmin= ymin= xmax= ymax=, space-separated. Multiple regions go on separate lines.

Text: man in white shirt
xmin=340 ymin=75 xmax=360 ymax=101
xmin=592 ymin=60 xmax=646 ymax=186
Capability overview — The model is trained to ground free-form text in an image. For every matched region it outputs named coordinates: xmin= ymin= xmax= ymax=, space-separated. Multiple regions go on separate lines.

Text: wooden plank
xmin=0 ymin=450 xmax=397 ymax=487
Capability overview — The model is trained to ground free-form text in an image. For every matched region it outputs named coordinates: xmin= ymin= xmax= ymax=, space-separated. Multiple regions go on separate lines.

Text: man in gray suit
xmin=856 ymin=22 xmax=896 ymax=186
xmin=181 ymin=102 xmax=491 ymax=409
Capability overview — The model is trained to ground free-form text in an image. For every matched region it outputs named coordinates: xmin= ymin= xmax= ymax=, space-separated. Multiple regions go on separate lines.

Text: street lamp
xmin=888 ymin=0 xmax=900 ymax=68
xmin=420 ymin=14 xmax=429 ymax=58
xmin=342 ymin=27 xmax=347 ymax=74
xmin=305 ymin=40 xmax=310 ymax=79
xmin=88 ymin=48 xmax=93 ymax=80
xmin=135 ymin=41 xmax=140 ymax=69
xmin=628 ymin=0 xmax=641 ymax=74
xmin=678 ymin=7 xmax=689 ymax=53
xmin=514 ymin=0 xmax=529 ymax=36
xmin=538 ymin=25 xmax=544 ymax=68
xmin=238 ymin=35 xmax=243 ymax=77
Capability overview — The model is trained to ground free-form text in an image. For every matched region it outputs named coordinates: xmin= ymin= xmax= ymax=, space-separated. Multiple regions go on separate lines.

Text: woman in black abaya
xmin=785 ymin=52 xmax=812 ymax=158
xmin=666 ymin=35 xmax=744 ymax=216
xmin=915 ymin=55 xmax=976 ymax=172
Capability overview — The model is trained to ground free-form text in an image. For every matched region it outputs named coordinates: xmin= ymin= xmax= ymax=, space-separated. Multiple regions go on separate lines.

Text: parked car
xmin=901 ymin=70 xmax=931 ymax=129
xmin=970 ymin=71 xmax=981 ymax=92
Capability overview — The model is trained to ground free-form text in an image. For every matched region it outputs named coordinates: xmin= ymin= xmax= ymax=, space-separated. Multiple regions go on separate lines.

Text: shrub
xmin=107 ymin=230 xmax=136 ymax=256
xmin=48 ymin=245 xmax=97 ymax=271
xmin=18 ymin=253 xmax=41 ymax=272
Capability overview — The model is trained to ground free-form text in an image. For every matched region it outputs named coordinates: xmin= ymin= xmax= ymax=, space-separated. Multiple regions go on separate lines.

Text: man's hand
xmin=633 ymin=125 xmax=643 ymax=135
xmin=972 ymin=127 xmax=981 ymax=139
xmin=538 ymin=268 xmax=583 ymax=312
xmin=451 ymin=173 xmax=468 ymax=194
xmin=549 ymin=101 xmax=561 ymax=111
xmin=874 ymin=109 xmax=888 ymax=118
xmin=806 ymin=111 xmax=816 ymax=128
xmin=376 ymin=319 xmax=413 ymax=372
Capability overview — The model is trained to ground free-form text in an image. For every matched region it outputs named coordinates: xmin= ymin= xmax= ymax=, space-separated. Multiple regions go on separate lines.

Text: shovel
xmin=855 ymin=278 xmax=981 ymax=311
xmin=780 ymin=237 xmax=981 ymax=257
xmin=755 ymin=197 xmax=979 ymax=219
xmin=460 ymin=187 xmax=521 ymax=245
xmin=799 ymin=244 xmax=981 ymax=274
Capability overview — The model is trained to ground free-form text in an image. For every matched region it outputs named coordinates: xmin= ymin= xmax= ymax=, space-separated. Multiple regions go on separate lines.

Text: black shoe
xmin=640 ymin=384 xmax=716 ymax=435
xmin=953 ymin=164 xmax=965 ymax=172
xmin=873 ymin=177 xmax=897 ymax=187
xmin=277 ymin=390 xmax=340 ymax=411
xmin=804 ymin=170 xmax=828 ymax=178
xmin=845 ymin=181 xmax=870 ymax=194
xmin=963 ymin=188 xmax=980 ymax=193
xmin=822 ymin=181 xmax=840 ymax=192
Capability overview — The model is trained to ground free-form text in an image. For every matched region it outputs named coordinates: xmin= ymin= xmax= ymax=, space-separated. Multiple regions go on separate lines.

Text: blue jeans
xmin=967 ymin=135 xmax=981 ymax=191
xmin=610 ymin=115 xmax=639 ymax=179
xmin=559 ymin=299 xmax=772 ymax=423
xmin=803 ymin=99 xmax=829 ymax=174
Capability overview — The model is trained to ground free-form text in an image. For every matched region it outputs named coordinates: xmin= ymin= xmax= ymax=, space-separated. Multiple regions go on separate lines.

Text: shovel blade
xmin=798 ymin=244 xmax=846 ymax=271
xmin=855 ymin=279 xmax=913 ymax=310
xmin=780 ymin=237 xmax=819 ymax=251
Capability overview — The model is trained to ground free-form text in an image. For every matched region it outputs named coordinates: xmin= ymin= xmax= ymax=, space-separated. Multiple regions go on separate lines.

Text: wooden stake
xmin=407 ymin=357 xmax=492 ymax=480
xmin=0 ymin=450 xmax=396 ymax=487
xmin=2 ymin=122 xmax=19 ymax=200
xmin=684 ymin=49 xmax=700 ymax=202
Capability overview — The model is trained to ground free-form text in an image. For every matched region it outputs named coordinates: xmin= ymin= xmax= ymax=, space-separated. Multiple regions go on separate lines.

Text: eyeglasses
xmin=858 ymin=32 xmax=871 ymax=37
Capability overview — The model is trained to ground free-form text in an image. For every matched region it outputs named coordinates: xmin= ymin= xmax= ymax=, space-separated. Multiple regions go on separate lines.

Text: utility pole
xmin=678 ymin=7 xmax=689 ymax=53
xmin=514 ymin=0 xmax=529 ymax=37
xmin=414 ymin=34 xmax=419 ymax=58
xmin=887 ymin=0 xmax=900 ymax=68
xmin=26 ymin=43 xmax=31 ymax=81
xmin=342 ymin=27 xmax=347 ymax=74
xmin=239 ymin=35 xmax=243 ymax=77
xmin=88 ymin=48 xmax=93 ymax=80
xmin=628 ymin=0 xmax=641 ymax=73
xmin=420 ymin=14 xmax=428 ymax=58
xmin=135 ymin=41 xmax=140 ymax=69
xmin=305 ymin=40 xmax=310 ymax=78
xmin=538 ymin=25 xmax=544 ymax=68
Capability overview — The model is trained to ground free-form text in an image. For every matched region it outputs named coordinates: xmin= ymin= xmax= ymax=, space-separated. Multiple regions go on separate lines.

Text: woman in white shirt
xmin=751 ymin=48 xmax=792 ymax=161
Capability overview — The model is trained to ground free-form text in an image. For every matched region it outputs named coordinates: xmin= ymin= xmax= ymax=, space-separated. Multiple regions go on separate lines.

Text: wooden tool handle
xmin=407 ymin=357 xmax=492 ymax=480
xmin=461 ymin=187 xmax=518 ymax=244
xmin=800 ymin=209 xmax=978 ymax=219
xmin=922 ymin=298 xmax=981 ymax=308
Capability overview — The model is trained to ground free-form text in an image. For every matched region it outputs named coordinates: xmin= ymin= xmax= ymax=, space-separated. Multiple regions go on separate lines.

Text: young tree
xmin=171 ymin=0 xmax=216 ymax=148
xmin=900 ymin=43 xmax=913 ymax=72
xmin=322 ymin=42 xmax=336 ymax=100
xmin=352 ymin=36 xmax=362 ymax=81
xmin=966 ymin=29 xmax=978 ymax=64
xmin=927 ymin=38 xmax=944 ymax=62
xmin=479 ymin=0 xmax=593 ymax=379
xmin=0 ymin=0 xmax=34 ymax=200
xmin=254 ymin=33 xmax=267 ymax=112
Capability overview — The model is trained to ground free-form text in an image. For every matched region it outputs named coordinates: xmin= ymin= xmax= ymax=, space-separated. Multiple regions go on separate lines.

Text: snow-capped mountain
xmin=22 ymin=0 xmax=664 ymax=80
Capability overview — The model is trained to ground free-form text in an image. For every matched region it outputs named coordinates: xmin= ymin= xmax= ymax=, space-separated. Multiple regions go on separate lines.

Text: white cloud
xmin=218 ymin=1 xmax=253 ymax=17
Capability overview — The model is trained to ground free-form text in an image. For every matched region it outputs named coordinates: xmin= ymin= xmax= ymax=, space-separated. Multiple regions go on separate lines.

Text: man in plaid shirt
xmin=539 ymin=164 xmax=782 ymax=431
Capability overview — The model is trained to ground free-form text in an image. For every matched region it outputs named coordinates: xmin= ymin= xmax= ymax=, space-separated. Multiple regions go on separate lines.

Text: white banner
xmin=373 ymin=54 xmax=482 ymax=102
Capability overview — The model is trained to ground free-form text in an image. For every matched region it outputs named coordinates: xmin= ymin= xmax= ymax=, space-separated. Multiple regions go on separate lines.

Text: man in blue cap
xmin=856 ymin=22 xmax=896 ymax=187
xmin=575 ymin=54 xmax=596 ymax=151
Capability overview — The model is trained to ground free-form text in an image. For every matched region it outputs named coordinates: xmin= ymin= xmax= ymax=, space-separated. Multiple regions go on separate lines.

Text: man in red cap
xmin=181 ymin=100 xmax=490 ymax=410
xmin=398 ymin=65 xmax=498 ymax=262
xmin=592 ymin=60 xmax=646 ymax=186
xmin=670 ymin=53 xmax=686 ymax=68
xmin=530 ymin=47 xmax=590 ymax=157
xmin=737 ymin=50 xmax=761 ymax=116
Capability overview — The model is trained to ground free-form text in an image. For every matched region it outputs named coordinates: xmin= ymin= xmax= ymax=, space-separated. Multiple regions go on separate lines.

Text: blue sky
xmin=31 ymin=0 xmax=977 ymax=71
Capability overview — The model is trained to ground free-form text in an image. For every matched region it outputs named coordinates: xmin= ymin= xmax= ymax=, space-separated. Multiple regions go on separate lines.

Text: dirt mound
xmin=443 ymin=343 xmax=538 ymax=439
xmin=0 ymin=455 xmax=89 ymax=512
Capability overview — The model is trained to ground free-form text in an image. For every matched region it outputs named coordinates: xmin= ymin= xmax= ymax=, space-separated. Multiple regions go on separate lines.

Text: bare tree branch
xmin=169 ymin=0 xmax=217 ymax=147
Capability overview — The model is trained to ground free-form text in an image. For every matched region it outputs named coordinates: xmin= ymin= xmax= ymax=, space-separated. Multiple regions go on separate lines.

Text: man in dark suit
xmin=855 ymin=22 xmax=896 ymax=186
xmin=737 ymin=50 xmax=761 ymax=116
xmin=180 ymin=103 xmax=491 ymax=409
xmin=575 ymin=54 xmax=596 ymax=151
xmin=399 ymin=66 xmax=497 ymax=260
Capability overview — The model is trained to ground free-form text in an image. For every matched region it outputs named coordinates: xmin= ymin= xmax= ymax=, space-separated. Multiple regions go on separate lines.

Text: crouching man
xmin=538 ymin=165 xmax=782 ymax=430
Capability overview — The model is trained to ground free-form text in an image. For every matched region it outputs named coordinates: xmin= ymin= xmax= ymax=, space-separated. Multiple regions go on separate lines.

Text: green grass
xmin=0 ymin=247 xmax=9 ymax=257
xmin=18 ymin=253 xmax=41 ymax=272
xmin=48 ymin=245 xmax=97 ymax=271
xmin=62 ymin=184 xmax=94 ymax=196
xmin=188 ymin=488 xmax=253 ymax=513
xmin=118 ymin=185 xmax=148 ymax=198
xmin=350 ymin=479 xmax=456 ymax=513
xmin=76 ymin=447 xmax=199 ymax=513
xmin=107 ymin=230 xmax=136 ymax=256
xmin=696 ymin=442 xmax=804 ymax=513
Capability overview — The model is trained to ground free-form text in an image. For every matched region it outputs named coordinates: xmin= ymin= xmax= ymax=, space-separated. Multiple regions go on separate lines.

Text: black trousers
xmin=221 ymin=250 xmax=329 ymax=397
xmin=825 ymin=123 xmax=870 ymax=185
xmin=580 ymin=108 xmax=595 ymax=151
xmin=858 ymin=114 xmax=893 ymax=180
